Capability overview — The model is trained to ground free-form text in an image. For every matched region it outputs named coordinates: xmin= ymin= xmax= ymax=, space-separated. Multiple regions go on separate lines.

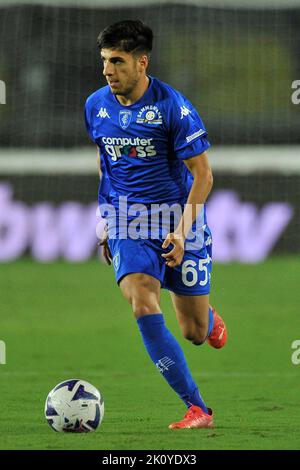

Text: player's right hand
xmin=98 ymin=225 xmax=112 ymax=265
xmin=161 ymin=232 xmax=185 ymax=268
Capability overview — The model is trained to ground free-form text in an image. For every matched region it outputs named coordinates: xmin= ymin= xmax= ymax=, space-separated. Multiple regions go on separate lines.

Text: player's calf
xmin=182 ymin=330 xmax=207 ymax=346
xmin=181 ymin=322 xmax=208 ymax=346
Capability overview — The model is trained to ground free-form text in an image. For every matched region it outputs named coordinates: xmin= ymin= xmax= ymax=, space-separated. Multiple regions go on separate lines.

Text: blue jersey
xmin=85 ymin=76 xmax=211 ymax=244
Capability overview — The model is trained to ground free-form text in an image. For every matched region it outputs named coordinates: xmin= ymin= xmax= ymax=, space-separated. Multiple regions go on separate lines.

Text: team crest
xmin=136 ymin=105 xmax=163 ymax=125
xmin=119 ymin=110 xmax=132 ymax=129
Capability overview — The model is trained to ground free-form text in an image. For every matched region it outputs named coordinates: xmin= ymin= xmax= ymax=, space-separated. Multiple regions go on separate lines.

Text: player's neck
xmin=116 ymin=75 xmax=150 ymax=107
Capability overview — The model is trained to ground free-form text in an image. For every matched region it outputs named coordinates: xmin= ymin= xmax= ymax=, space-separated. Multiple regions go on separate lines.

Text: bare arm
xmin=175 ymin=150 xmax=213 ymax=239
xmin=161 ymin=151 xmax=213 ymax=267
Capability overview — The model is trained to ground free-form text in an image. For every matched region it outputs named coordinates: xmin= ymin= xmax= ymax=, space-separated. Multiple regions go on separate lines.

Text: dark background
xmin=0 ymin=4 xmax=300 ymax=147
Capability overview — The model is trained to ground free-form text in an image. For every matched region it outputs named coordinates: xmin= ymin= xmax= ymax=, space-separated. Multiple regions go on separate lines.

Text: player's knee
xmin=132 ymin=303 xmax=159 ymax=319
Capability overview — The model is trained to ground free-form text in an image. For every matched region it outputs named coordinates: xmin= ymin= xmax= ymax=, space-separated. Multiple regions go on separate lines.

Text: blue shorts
xmin=108 ymin=235 xmax=212 ymax=296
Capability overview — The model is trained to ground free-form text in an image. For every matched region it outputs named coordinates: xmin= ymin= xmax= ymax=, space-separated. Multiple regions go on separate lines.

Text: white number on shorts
xmin=182 ymin=257 xmax=211 ymax=287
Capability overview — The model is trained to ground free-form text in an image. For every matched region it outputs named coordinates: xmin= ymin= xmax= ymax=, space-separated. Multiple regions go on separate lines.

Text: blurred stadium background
xmin=0 ymin=0 xmax=300 ymax=450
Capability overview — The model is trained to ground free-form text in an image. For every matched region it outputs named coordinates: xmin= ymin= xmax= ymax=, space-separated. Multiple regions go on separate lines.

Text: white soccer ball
xmin=45 ymin=379 xmax=104 ymax=433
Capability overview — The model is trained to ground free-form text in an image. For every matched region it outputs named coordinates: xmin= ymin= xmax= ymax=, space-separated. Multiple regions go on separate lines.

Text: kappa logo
xmin=119 ymin=110 xmax=132 ymax=129
xmin=96 ymin=107 xmax=110 ymax=119
xmin=180 ymin=105 xmax=191 ymax=119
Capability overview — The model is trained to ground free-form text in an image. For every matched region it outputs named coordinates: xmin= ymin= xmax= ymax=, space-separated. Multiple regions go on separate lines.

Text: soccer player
xmin=85 ymin=20 xmax=227 ymax=429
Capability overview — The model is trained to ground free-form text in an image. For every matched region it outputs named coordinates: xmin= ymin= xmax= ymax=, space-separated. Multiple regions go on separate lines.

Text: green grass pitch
xmin=0 ymin=257 xmax=299 ymax=450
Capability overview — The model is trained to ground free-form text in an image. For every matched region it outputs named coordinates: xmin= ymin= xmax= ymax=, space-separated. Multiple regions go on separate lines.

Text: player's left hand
xmin=161 ymin=233 xmax=185 ymax=268
xmin=97 ymin=224 xmax=112 ymax=265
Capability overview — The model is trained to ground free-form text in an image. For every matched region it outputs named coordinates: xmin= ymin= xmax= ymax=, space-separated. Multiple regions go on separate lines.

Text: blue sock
xmin=137 ymin=313 xmax=208 ymax=412
xmin=207 ymin=307 xmax=214 ymax=337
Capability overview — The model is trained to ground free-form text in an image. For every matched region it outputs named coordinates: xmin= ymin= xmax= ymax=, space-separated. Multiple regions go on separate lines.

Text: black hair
xmin=97 ymin=20 xmax=153 ymax=56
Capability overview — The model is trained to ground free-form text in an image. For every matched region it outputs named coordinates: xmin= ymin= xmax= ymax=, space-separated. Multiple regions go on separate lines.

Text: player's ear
xmin=138 ymin=54 xmax=149 ymax=70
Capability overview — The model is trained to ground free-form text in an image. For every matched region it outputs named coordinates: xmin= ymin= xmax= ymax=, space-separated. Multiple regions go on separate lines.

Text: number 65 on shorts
xmin=108 ymin=237 xmax=212 ymax=297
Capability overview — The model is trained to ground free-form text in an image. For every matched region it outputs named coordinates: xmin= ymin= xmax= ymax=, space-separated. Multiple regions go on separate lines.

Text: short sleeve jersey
xmin=85 ymin=76 xmax=210 ymax=214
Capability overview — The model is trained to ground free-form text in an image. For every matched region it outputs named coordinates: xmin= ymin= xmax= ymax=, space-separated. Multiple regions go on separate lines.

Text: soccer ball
xmin=45 ymin=379 xmax=104 ymax=433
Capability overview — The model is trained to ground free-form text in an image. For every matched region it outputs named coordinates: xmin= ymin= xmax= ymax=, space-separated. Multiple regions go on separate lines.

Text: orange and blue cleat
xmin=207 ymin=306 xmax=227 ymax=349
xmin=168 ymin=405 xmax=214 ymax=429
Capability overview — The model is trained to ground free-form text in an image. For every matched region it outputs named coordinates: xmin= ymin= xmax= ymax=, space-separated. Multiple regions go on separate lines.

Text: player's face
xmin=101 ymin=48 xmax=147 ymax=97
